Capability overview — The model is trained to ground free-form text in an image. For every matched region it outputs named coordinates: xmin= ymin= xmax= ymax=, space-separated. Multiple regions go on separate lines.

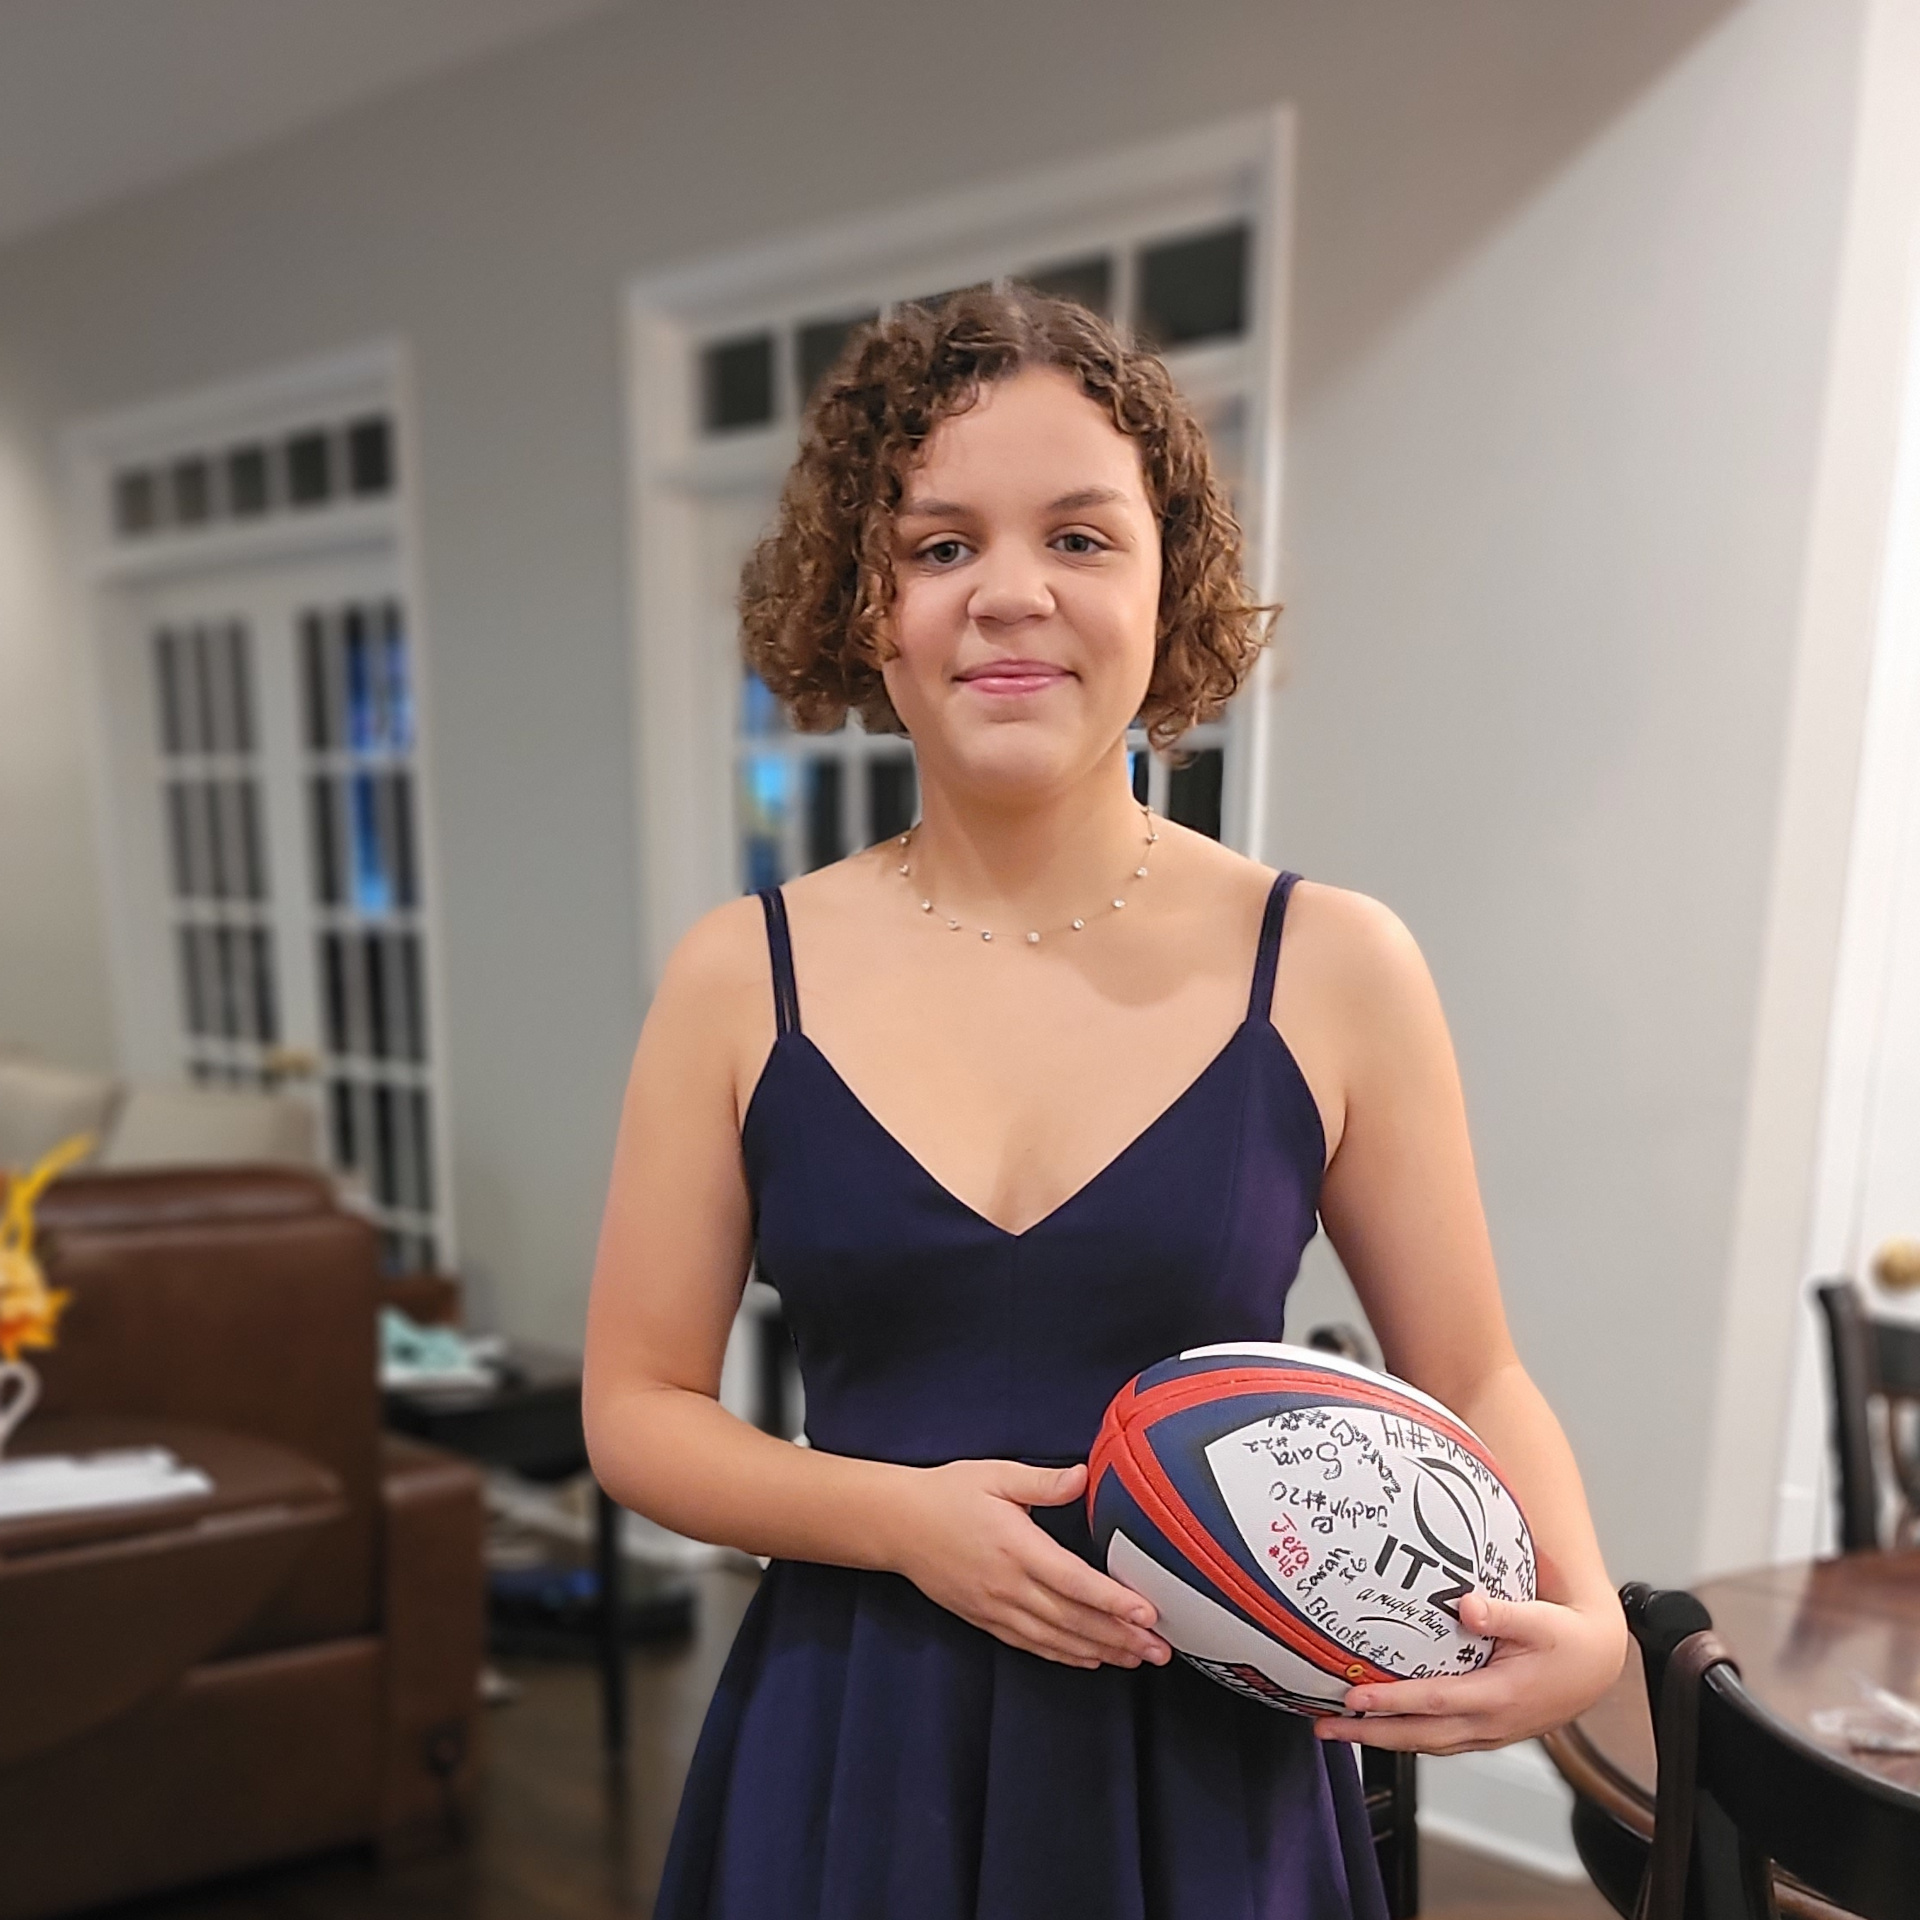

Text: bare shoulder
xmin=1282 ymin=880 xmax=1426 ymax=984
xmin=650 ymin=891 xmax=771 ymax=1026
xmin=1280 ymin=879 xmax=1450 ymax=1065
xmin=637 ymin=894 xmax=776 ymax=1123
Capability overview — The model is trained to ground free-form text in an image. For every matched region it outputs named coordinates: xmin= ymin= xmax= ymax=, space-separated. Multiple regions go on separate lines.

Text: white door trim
xmin=60 ymin=339 xmax=459 ymax=1265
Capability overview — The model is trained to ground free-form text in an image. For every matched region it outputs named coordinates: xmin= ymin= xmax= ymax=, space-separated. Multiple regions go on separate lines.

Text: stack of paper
xmin=0 ymin=1448 xmax=214 ymax=1521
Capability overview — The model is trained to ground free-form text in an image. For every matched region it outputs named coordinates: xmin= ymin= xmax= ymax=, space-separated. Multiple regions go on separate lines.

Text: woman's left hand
xmin=1313 ymin=1589 xmax=1628 ymax=1755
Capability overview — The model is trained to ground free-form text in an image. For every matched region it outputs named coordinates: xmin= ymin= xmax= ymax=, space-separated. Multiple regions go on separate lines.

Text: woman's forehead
xmin=905 ymin=369 xmax=1148 ymax=511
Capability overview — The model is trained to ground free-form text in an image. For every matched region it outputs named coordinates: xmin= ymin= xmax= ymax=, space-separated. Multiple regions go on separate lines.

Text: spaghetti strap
xmin=756 ymin=887 xmax=802 ymax=1037
xmin=1246 ymin=870 xmax=1301 ymax=1025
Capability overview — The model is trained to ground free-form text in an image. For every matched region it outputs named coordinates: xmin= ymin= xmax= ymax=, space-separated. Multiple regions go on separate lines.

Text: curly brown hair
xmin=738 ymin=285 xmax=1270 ymax=754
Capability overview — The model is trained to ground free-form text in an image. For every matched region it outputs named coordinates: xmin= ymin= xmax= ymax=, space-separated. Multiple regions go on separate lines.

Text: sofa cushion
xmin=34 ymin=1193 xmax=382 ymax=1647
xmin=100 ymin=1082 xmax=319 ymax=1170
xmin=37 ymin=1165 xmax=334 ymax=1236
xmin=0 ymin=1056 xmax=115 ymax=1171
xmin=0 ymin=1415 xmax=347 ymax=1769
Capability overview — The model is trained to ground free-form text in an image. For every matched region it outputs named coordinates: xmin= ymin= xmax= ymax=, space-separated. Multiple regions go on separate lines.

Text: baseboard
xmin=1417 ymin=1743 xmax=1584 ymax=1882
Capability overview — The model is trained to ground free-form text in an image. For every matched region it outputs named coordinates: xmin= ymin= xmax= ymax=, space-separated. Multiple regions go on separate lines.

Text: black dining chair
xmin=1814 ymin=1279 xmax=1920 ymax=1552
xmin=1622 ymin=1581 xmax=1920 ymax=1920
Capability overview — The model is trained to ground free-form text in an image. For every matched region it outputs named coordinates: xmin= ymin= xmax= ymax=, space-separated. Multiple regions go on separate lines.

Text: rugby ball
xmin=1087 ymin=1341 xmax=1535 ymax=1715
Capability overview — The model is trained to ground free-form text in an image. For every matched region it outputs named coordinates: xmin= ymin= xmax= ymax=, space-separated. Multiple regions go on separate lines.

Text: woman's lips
xmin=957 ymin=661 xmax=1069 ymax=696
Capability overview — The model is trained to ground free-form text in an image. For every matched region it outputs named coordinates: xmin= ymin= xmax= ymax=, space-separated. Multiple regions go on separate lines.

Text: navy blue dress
xmin=656 ymin=872 xmax=1388 ymax=1920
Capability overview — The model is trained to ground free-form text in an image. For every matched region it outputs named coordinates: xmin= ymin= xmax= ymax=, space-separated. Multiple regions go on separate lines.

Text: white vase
xmin=0 ymin=1358 xmax=39 ymax=1458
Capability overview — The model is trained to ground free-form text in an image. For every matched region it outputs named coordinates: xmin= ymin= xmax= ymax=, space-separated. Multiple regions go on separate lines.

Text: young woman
xmin=584 ymin=288 xmax=1625 ymax=1920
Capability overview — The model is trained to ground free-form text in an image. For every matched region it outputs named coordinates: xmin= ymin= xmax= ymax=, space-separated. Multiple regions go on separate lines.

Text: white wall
xmin=0 ymin=0 xmax=1882 ymax=1593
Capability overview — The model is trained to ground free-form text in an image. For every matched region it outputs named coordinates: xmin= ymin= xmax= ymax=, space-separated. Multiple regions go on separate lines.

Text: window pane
xmin=1018 ymin=254 xmax=1112 ymax=317
xmin=239 ymin=781 xmax=267 ymax=900
xmin=251 ymin=927 xmax=278 ymax=1044
xmin=329 ymin=1077 xmax=356 ymax=1167
xmin=1168 ymin=747 xmax=1224 ymax=841
xmin=114 ymin=467 xmax=159 ymax=536
xmin=364 ymin=932 xmax=390 ymax=1059
xmin=170 ymin=455 xmax=211 ymax=527
xmin=347 ymin=415 xmax=394 ymax=496
xmin=741 ymin=670 xmax=784 ymax=736
xmin=301 ymin=612 xmax=332 ymax=751
xmin=227 ymin=444 xmax=270 ymax=517
xmin=701 ymin=333 xmax=776 ymax=433
xmin=344 ymin=607 xmax=374 ymax=750
xmin=189 ymin=625 xmax=217 ymax=753
xmin=795 ymin=311 xmax=878 ymax=408
xmin=310 ymin=775 xmax=341 ymax=906
xmin=213 ymin=925 xmax=240 ymax=1038
xmin=804 ymin=759 xmax=843 ymax=871
xmin=226 ymin=622 xmax=256 ymax=754
xmin=206 ymin=623 xmax=247 ymax=753
xmin=739 ymin=752 xmax=791 ymax=890
xmin=323 ymin=932 xmax=350 ymax=1054
xmin=373 ymin=1082 xmax=399 ymax=1205
xmin=351 ymin=772 xmax=390 ymax=911
xmin=178 ymin=926 xmax=205 ymax=1035
xmin=380 ymin=603 xmax=413 ymax=749
xmin=189 ymin=783 xmax=219 ymax=898
xmin=210 ymin=781 xmax=244 ymax=899
xmin=154 ymin=629 xmax=185 ymax=755
xmin=409 ymin=1088 xmax=434 ymax=1212
xmin=400 ymin=933 xmax=428 ymax=1063
xmin=391 ymin=771 xmax=419 ymax=907
xmin=165 ymin=783 xmax=192 ymax=897
xmin=204 ymin=782 xmax=233 ymax=900
xmin=868 ymin=754 xmax=918 ymax=844
xmin=1135 ymin=224 xmax=1250 ymax=349
xmin=286 ymin=429 xmax=334 ymax=506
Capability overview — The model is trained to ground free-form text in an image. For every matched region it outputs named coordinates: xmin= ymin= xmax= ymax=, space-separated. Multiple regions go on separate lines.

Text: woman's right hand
xmin=885 ymin=1459 xmax=1174 ymax=1671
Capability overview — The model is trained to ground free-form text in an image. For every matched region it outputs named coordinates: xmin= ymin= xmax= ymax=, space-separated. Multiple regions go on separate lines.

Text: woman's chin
xmin=937 ymin=732 xmax=1100 ymax=803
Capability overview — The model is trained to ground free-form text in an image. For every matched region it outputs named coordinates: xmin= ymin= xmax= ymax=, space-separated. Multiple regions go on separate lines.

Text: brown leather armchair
xmin=0 ymin=1166 xmax=486 ymax=1918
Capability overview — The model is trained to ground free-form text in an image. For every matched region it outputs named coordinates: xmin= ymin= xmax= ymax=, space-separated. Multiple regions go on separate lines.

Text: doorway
xmin=73 ymin=348 xmax=453 ymax=1272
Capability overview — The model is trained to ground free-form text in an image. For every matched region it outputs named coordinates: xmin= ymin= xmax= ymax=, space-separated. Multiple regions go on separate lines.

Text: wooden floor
xmin=107 ymin=1567 xmax=1614 ymax=1920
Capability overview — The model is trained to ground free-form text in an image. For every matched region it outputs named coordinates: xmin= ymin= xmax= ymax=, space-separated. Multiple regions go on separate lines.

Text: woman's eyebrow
xmin=898 ymin=486 xmax=1130 ymax=519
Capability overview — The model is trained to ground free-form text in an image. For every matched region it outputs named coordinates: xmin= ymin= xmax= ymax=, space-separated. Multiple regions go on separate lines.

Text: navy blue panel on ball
xmin=1088 ymin=1456 xmax=1275 ymax=1643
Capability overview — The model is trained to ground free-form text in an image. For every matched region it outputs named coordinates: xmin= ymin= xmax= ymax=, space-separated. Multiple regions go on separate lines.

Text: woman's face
xmin=881 ymin=366 xmax=1161 ymax=801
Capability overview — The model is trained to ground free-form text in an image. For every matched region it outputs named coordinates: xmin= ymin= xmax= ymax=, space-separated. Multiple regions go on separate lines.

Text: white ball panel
xmin=1203 ymin=1401 xmax=1534 ymax=1681
xmin=1105 ymin=1527 xmax=1350 ymax=1712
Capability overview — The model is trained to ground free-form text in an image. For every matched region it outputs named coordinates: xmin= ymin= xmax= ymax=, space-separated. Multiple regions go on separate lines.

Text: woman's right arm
xmin=580 ymin=899 xmax=1168 ymax=1672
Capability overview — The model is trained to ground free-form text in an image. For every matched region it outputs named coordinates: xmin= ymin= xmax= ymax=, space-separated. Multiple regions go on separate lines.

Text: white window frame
xmin=62 ymin=340 xmax=459 ymax=1267
xmin=623 ymin=108 xmax=1296 ymax=991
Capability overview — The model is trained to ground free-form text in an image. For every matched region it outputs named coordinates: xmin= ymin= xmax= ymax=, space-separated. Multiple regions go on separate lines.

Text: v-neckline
xmin=775 ymin=1022 xmax=1270 ymax=1242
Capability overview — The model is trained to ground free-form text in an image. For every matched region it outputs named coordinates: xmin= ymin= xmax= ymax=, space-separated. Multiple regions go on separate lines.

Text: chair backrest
xmin=1815 ymin=1280 xmax=1920 ymax=1552
xmin=1626 ymin=1583 xmax=1920 ymax=1920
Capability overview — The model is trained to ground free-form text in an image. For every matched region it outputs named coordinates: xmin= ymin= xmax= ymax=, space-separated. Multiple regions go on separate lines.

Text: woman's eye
xmin=918 ymin=539 xmax=969 ymax=566
xmin=1054 ymin=531 xmax=1104 ymax=555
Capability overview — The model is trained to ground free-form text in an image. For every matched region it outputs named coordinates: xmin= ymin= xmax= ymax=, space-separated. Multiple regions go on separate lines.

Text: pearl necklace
xmin=894 ymin=806 xmax=1160 ymax=945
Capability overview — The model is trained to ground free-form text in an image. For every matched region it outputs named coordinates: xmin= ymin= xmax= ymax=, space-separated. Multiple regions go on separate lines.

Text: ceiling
xmin=0 ymin=0 xmax=615 ymax=248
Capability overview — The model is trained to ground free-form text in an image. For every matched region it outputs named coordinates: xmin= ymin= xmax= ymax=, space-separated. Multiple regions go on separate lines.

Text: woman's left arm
xmin=1293 ymin=888 xmax=1627 ymax=1753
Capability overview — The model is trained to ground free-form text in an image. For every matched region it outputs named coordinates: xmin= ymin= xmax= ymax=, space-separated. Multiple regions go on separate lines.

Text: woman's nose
xmin=966 ymin=546 xmax=1055 ymax=625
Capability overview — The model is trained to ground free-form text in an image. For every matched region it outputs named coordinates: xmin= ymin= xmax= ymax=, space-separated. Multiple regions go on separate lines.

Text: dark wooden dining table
xmin=1542 ymin=1550 xmax=1920 ymax=1914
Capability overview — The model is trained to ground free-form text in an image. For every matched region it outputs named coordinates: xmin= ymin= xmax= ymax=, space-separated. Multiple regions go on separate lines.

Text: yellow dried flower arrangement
xmin=0 ymin=1134 xmax=94 ymax=1365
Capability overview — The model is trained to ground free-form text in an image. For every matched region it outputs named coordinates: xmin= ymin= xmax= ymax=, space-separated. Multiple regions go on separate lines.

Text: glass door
xmin=113 ymin=550 xmax=447 ymax=1271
